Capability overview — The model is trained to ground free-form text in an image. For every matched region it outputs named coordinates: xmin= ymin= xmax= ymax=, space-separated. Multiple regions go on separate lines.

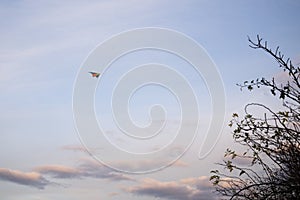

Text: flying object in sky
xmin=89 ymin=72 xmax=100 ymax=78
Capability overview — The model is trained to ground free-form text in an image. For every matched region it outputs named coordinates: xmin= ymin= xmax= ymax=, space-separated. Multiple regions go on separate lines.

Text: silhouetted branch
xmin=211 ymin=35 xmax=300 ymax=200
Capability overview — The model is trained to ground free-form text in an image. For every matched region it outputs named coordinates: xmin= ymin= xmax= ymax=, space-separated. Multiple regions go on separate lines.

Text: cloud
xmin=78 ymin=159 xmax=135 ymax=181
xmin=61 ymin=144 xmax=105 ymax=156
xmin=173 ymin=160 xmax=189 ymax=167
xmin=61 ymin=144 xmax=88 ymax=153
xmin=108 ymin=192 xmax=119 ymax=197
xmin=61 ymin=143 xmax=188 ymax=172
xmin=0 ymin=168 xmax=50 ymax=189
xmin=36 ymin=159 xmax=134 ymax=182
xmin=110 ymin=159 xmax=188 ymax=173
xmin=125 ymin=176 xmax=217 ymax=200
xmin=35 ymin=165 xmax=81 ymax=179
xmin=0 ymin=160 xmax=134 ymax=190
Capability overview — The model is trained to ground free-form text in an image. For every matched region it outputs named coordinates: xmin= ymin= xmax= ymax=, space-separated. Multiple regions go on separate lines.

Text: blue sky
xmin=0 ymin=0 xmax=300 ymax=199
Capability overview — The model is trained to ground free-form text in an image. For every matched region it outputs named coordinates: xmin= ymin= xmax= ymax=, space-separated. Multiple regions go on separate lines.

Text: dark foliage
xmin=210 ymin=35 xmax=300 ymax=200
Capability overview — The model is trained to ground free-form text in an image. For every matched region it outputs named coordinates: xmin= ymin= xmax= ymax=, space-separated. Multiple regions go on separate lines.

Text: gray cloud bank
xmin=0 ymin=159 xmax=133 ymax=189
xmin=126 ymin=176 xmax=217 ymax=200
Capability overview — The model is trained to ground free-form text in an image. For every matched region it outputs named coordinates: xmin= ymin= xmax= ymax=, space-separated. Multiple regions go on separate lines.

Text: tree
xmin=210 ymin=35 xmax=300 ymax=200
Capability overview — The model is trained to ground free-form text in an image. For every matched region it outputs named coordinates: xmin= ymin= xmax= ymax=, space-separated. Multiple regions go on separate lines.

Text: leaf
xmin=232 ymin=153 xmax=237 ymax=159
xmin=279 ymin=91 xmax=285 ymax=99
xmin=232 ymin=113 xmax=239 ymax=118
xmin=246 ymin=114 xmax=252 ymax=118
xmin=226 ymin=161 xmax=234 ymax=172
xmin=210 ymin=175 xmax=220 ymax=185
xmin=251 ymin=158 xmax=257 ymax=165
xmin=210 ymin=170 xmax=219 ymax=174
xmin=239 ymin=170 xmax=246 ymax=176
xmin=248 ymin=85 xmax=253 ymax=91
xmin=271 ymin=89 xmax=276 ymax=96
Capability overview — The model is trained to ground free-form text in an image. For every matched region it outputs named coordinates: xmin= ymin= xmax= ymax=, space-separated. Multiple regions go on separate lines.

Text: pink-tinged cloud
xmin=125 ymin=176 xmax=216 ymax=200
xmin=35 ymin=165 xmax=81 ymax=179
xmin=0 ymin=168 xmax=50 ymax=189
xmin=108 ymin=192 xmax=119 ymax=197
xmin=173 ymin=160 xmax=189 ymax=167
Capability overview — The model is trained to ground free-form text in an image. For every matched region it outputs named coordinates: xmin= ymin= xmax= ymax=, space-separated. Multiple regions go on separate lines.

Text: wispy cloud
xmin=108 ymin=158 xmax=188 ymax=173
xmin=78 ymin=159 xmax=135 ymax=181
xmin=36 ymin=159 xmax=134 ymax=182
xmin=35 ymin=165 xmax=81 ymax=179
xmin=61 ymin=144 xmax=88 ymax=153
xmin=0 ymin=168 xmax=50 ymax=189
xmin=125 ymin=176 xmax=216 ymax=200
xmin=62 ymin=144 xmax=188 ymax=171
xmin=108 ymin=192 xmax=119 ymax=197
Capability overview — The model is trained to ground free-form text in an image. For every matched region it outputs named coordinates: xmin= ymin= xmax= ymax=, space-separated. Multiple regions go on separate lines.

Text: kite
xmin=89 ymin=72 xmax=100 ymax=78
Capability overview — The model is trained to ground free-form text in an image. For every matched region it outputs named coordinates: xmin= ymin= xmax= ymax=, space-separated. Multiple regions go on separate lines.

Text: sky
xmin=0 ymin=0 xmax=300 ymax=199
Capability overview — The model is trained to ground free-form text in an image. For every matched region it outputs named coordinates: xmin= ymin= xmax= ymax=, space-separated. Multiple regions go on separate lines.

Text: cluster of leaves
xmin=238 ymin=35 xmax=300 ymax=102
xmin=210 ymin=35 xmax=300 ymax=200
